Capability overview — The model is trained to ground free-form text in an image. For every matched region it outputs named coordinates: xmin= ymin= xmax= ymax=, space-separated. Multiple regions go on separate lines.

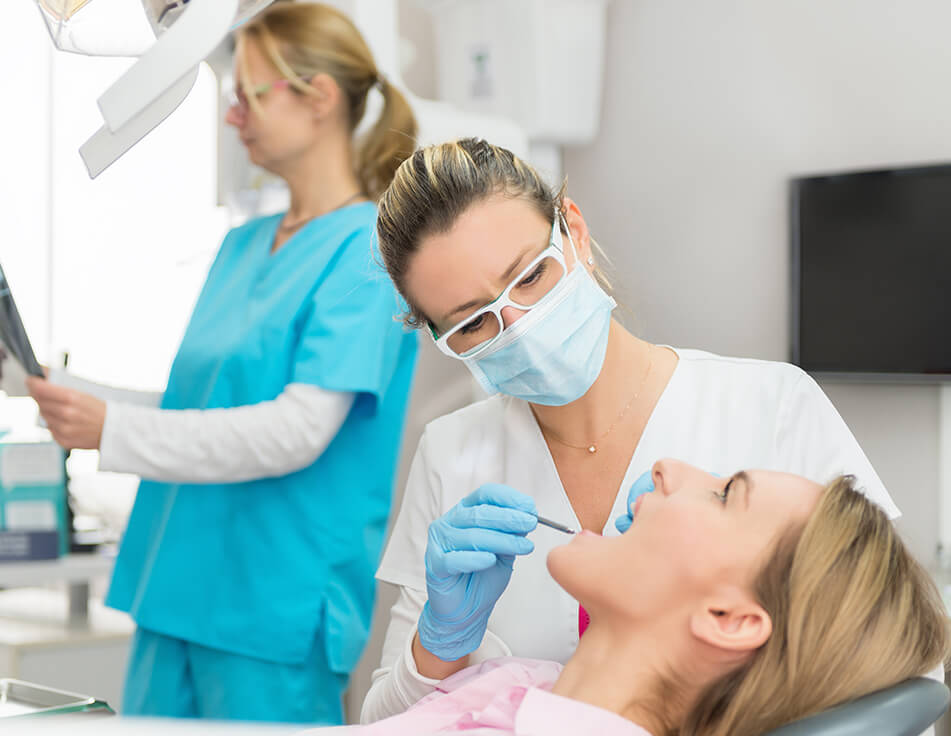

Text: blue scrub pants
xmin=121 ymin=626 xmax=348 ymax=724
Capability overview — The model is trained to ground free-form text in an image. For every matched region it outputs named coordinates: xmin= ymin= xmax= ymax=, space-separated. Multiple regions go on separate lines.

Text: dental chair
xmin=764 ymin=677 xmax=950 ymax=736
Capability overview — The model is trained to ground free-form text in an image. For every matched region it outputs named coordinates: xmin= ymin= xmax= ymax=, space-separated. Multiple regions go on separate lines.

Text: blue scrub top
xmin=107 ymin=203 xmax=418 ymax=671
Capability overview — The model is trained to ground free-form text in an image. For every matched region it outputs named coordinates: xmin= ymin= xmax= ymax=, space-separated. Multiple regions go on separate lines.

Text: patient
xmin=309 ymin=460 xmax=949 ymax=736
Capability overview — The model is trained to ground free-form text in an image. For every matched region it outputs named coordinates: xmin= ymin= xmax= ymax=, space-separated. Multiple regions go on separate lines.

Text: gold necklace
xmin=541 ymin=345 xmax=654 ymax=455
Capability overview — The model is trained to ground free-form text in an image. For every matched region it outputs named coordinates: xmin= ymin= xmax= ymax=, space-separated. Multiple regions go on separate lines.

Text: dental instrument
xmin=536 ymin=515 xmax=577 ymax=535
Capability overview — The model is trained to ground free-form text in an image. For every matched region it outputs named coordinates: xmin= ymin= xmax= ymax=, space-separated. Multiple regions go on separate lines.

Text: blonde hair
xmin=681 ymin=476 xmax=950 ymax=736
xmin=376 ymin=138 xmax=612 ymax=328
xmin=238 ymin=2 xmax=417 ymax=200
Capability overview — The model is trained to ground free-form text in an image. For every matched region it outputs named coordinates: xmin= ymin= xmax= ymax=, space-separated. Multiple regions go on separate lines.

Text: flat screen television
xmin=790 ymin=163 xmax=951 ymax=380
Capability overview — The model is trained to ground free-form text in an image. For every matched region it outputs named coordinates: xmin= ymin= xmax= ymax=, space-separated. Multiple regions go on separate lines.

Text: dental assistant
xmin=27 ymin=4 xmax=418 ymax=724
xmin=359 ymin=138 xmax=900 ymax=722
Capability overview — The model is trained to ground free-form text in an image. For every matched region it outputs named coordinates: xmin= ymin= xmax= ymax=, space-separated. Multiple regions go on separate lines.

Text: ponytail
xmin=357 ymin=77 xmax=418 ymax=200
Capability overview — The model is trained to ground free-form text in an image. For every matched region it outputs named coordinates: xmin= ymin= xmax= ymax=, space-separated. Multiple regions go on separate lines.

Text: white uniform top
xmin=361 ymin=348 xmax=900 ymax=723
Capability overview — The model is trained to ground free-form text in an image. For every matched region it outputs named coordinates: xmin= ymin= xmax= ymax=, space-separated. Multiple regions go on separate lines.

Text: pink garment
xmin=312 ymin=658 xmax=651 ymax=736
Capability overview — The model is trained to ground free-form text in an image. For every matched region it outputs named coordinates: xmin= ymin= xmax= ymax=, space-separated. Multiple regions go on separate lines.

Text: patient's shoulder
xmin=403 ymin=658 xmax=561 ymax=716
xmin=433 ymin=656 xmax=564 ymax=694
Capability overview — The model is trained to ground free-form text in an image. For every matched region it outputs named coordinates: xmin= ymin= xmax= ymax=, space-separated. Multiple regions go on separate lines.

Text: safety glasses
xmin=430 ymin=213 xmax=573 ymax=359
xmin=225 ymin=78 xmax=304 ymax=115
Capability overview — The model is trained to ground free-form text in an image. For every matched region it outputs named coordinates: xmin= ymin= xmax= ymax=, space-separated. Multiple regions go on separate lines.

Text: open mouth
xmin=634 ymin=493 xmax=648 ymax=518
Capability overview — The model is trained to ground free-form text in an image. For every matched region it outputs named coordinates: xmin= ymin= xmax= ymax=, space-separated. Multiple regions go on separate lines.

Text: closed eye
xmin=459 ymin=313 xmax=488 ymax=334
xmin=717 ymin=476 xmax=736 ymax=506
xmin=517 ymin=261 xmax=547 ymax=288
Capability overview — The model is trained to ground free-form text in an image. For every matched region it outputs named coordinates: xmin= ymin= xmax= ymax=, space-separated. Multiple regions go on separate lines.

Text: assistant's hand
xmin=418 ymin=484 xmax=537 ymax=662
xmin=614 ymin=470 xmax=655 ymax=533
xmin=26 ymin=376 xmax=105 ymax=450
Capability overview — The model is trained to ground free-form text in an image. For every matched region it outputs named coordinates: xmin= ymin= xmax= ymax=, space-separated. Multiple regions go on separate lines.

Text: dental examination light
xmin=33 ymin=0 xmax=275 ymax=177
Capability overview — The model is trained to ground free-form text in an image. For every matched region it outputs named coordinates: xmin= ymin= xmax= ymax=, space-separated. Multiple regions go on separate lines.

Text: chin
xmin=546 ymin=534 xmax=600 ymax=603
xmin=245 ymin=149 xmax=268 ymax=169
xmin=241 ymin=144 xmax=270 ymax=169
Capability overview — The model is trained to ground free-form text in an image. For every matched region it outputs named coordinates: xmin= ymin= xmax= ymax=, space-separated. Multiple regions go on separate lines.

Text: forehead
xmin=403 ymin=196 xmax=550 ymax=326
xmin=235 ymin=35 xmax=277 ymax=80
xmin=746 ymin=469 xmax=823 ymax=525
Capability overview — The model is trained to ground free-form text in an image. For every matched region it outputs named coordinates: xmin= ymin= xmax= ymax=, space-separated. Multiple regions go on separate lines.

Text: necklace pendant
xmin=587 ymin=445 xmax=597 ymax=454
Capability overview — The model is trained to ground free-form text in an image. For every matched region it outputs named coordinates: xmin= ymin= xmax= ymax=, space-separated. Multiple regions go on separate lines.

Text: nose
xmin=500 ymin=305 xmax=528 ymax=329
xmin=652 ymin=459 xmax=720 ymax=497
xmin=651 ymin=459 xmax=674 ymax=497
xmin=650 ymin=458 xmax=695 ymax=496
xmin=225 ymin=104 xmax=245 ymax=128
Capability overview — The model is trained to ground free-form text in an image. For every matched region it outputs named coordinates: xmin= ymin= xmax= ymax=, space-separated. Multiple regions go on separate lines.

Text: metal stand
xmin=0 ymin=555 xmax=114 ymax=627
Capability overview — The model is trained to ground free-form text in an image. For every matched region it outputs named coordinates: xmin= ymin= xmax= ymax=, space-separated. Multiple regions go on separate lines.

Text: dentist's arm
xmin=360 ymin=484 xmax=536 ymax=723
xmin=362 ymin=584 xmax=515 ymax=723
xmin=416 ymin=485 xmax=536 ymax=664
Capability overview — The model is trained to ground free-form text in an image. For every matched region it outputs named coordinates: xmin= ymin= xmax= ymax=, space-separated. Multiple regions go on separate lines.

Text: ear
xmin=306 ymin=72 xmax=341 ymax=120
xmin=689 ymin=593 xmax=772 ymax=655
xmin=561 ymin=197 xmax=593 ymax=270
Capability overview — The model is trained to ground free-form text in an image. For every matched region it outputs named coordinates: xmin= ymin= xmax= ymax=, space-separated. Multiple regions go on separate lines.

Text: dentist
xmin=359 ymin=138 xmax=899 ymax=722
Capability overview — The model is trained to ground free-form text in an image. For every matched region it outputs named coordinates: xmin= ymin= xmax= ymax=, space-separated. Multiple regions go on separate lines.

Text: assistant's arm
xmin=48 ymin=367 xmax=164 ymax=408
xmin=99 ymin=383 xmax=353 ymax=483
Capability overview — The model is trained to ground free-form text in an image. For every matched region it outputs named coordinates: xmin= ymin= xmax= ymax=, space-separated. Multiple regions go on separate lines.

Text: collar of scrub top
xmin=428 ymin=210 xmax=580 ymax=359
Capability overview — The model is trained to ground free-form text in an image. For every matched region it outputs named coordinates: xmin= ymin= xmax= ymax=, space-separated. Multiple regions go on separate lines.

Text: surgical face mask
xmin=463 ymin=258 xmax=616 ymax=405
xmin=429 ymin=212 xmax=616 ymax=405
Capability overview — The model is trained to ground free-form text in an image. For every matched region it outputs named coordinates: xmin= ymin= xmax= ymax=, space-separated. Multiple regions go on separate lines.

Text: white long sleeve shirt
xmin=49 ymin=368 xmax=353 ymax=484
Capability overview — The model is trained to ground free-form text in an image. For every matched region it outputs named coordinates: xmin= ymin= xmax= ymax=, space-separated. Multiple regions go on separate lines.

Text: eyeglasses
xmin=225 ymin=78 xmax=302 ymax=114
xmin=430 ymin=213 xmax=573 ymax=359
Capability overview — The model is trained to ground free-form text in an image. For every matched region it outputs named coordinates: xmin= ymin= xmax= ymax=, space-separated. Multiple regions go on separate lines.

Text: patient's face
xmin=547 ymin=459 xmax=823 ymax=621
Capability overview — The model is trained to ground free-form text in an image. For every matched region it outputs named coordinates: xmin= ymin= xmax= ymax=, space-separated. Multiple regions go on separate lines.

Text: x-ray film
xmin=0 ymin=263 xmax=42 ymax=381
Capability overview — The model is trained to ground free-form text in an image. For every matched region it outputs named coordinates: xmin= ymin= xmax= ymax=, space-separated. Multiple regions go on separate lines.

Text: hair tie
xmin=374 ymin=73 xmax=387 ymax=92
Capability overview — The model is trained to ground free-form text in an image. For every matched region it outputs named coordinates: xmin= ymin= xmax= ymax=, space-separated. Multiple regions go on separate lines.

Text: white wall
xmin=562 ymin=0 xmax=951 ymax=564
xmin=1 ymin=2 xmax=53 ymax=358
xmin=1 ymin=4 xmax=226 ymax=391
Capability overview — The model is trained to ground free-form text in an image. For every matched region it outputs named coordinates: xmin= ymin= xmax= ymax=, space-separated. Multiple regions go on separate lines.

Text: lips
xmin=634 ymin=494 xmax=647 ymax=518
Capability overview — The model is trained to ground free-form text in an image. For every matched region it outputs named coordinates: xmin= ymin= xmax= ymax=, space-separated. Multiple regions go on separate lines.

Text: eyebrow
xmin=440 ymin=242 xmax=539 ymax=325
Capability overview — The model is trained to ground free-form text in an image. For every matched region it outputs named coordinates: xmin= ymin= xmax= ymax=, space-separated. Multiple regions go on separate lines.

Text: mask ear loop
xmin=559 ymin=208 xmax=597 ymax=267
xmin=558 ymin=210 xmax=583 ymax=267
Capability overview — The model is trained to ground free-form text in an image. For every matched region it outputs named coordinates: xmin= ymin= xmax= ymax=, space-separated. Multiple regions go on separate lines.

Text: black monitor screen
xmin=791 ymin=164 xmax=951 ymax=378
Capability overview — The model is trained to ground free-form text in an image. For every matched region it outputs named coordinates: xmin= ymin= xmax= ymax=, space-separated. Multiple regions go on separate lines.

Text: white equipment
xmin=33 ymin=0 xmax=276 ymax=177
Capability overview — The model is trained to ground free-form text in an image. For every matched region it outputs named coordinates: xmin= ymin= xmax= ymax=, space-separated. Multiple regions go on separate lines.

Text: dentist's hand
xmin=614 ymin=470 xmax=655 ymax=533
xmin=418 ymin=484 xmax=537 ymax=662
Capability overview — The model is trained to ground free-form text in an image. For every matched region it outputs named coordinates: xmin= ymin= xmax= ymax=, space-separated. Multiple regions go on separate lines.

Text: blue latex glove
xmin=615 ymin=469 xmax=721 ymax=532
xmin=614 ymin=470 xmax=655 ymax=533
xmin=418 ymin=484 xmax=537 ymax=661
